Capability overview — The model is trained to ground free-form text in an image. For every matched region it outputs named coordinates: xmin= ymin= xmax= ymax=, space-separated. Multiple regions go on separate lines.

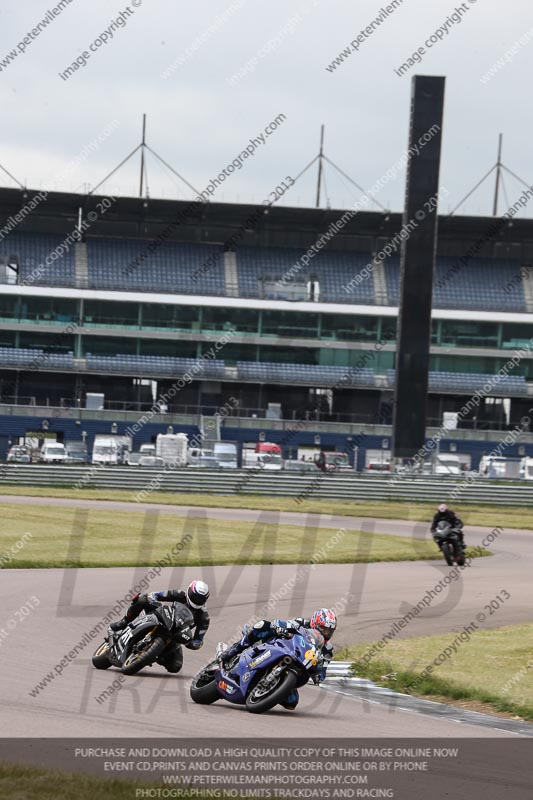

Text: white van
xmin=479 ymin=456 xmax=508 ymax=478
xmin=519 ymin=457 xmax=533 ymax=480
xmin=40 ymin=442 xmax=66 ymax=463
xmin=243 ymin=452 xmax=283 ymax=471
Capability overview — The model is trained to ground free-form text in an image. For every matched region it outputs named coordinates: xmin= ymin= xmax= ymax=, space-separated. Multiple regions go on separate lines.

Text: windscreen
xmin=172 ymin=602 xmax=194 ymax=628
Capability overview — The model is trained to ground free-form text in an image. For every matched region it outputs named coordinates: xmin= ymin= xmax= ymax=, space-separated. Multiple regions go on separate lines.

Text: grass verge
xmin=0 ymin=485 xmax=531 ymax=530
xmin=0 ymin=502 xmax=480 ymax=568
xmin=336 ymin=622 xmax=533 ymax=721
xmin=0 ymin=761 xmax=218 ymax=800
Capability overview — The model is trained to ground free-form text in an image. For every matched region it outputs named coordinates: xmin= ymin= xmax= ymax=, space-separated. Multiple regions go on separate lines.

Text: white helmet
xmin=186 ymin=580 xmax=210 ymax=609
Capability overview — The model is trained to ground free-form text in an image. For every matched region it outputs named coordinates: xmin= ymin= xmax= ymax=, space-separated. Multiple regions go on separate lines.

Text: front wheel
xmin=441 ymin=542 xmax=454 ymax=566
xmin=246 ymin=669 xmax=298 ymax=714
xmin=121 ymin=636 xmax=166 ymax=675
xmin=190 ymin=666 xmax=220 ymax=704
xmin=92 ymin=641 xmax=112 ymax=669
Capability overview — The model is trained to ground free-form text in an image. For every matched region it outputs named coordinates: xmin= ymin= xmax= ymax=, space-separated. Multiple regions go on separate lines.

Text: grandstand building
xmin=1 ymin=186 xmax=533 ymax=468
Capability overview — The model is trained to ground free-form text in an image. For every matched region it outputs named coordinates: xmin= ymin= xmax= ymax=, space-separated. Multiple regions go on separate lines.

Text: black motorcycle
xmin=432 ymin=520 xmax=465 ymax=567
xmin=92 ymin=601 xmax=195 ymax=675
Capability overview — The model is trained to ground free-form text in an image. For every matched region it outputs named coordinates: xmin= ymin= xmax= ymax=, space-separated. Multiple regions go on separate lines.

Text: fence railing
xmin=1 ymin=465 xmax=532 ymax=505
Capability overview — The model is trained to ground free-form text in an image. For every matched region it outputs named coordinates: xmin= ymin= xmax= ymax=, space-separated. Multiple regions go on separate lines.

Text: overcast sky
xmin=1 ymin=0 xmax=532 ymax=216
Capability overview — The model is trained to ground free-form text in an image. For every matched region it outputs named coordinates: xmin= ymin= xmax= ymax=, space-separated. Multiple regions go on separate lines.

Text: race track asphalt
xmin=1 ymin=495 xmax=531 ymax=739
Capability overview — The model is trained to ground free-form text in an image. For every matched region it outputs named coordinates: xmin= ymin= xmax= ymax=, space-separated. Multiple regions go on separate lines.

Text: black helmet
xmin=186 ymin=580 xmax=210 ymax=609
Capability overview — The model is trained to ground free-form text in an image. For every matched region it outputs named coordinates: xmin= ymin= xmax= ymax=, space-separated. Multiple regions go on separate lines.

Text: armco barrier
xmin=0 ymin=465 xmax=533 ymax=505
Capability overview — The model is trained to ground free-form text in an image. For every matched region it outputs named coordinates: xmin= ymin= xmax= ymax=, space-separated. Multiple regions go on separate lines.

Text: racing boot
xmin=219 ymin=642 xmax=242 ymax=669
xmin=281 ymin=689 xmax=300 ymax=710
xmin=109 ymin=616 xmax=129 ymax=632
xmin=159 ymin=644 xmax=184 ymax=674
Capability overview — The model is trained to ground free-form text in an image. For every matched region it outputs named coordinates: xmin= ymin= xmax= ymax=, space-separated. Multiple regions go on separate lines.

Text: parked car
xmin=138 ymin=456 xmax=165 ymax=468
xmin=283 ymin=459 xmax=317 ymax=472
xmin=187 ymin=448 xmax=219 ymax=468
xmin=6 ymin=445 xmax=32 ymax=463
xmin=64 ymin=441 xmax=88 ymax=464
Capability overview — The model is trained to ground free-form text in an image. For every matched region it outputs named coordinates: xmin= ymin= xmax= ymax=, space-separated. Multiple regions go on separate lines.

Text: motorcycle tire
xmin=441 ymin=542 xmax=454 ymax=566
xmin=246 ymin=669 xmax=298 ymax=714
xmin=190 ymin=666 xmax=220 ymax=704
xmin=121 ymin=636 xmax=166 ymax=676
xmin=92 ymin=641 xmax=112 ymax=669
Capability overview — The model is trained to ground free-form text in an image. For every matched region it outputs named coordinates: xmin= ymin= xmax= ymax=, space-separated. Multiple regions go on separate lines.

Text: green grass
xmin=1 ymin=485 xmax=532 ymax=529
xmin=0 ymin=502 xmax=477 ymax=568
xmin=337 ymin=622 xmax=533 ymax=721
xmin=0 ymin=761 xmax=220 ymax=800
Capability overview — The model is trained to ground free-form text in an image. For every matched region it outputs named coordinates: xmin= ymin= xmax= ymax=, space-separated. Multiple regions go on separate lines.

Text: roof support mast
xmin=316 ymin=124 xmax=324 ymax=208
xmin=139 ymin=113 xmax=147 ymax=198
xmin=492 ymin=132 xmax=503 ymax=216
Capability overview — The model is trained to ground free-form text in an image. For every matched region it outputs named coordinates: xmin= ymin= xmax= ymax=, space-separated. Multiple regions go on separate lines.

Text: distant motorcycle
xmin=190 ymin=627 xmax=324 ymax=714
xmin=432 ymin=520 xmax=465 ymax=567
xmin=92 ymin=602 xmax=195 ymax=676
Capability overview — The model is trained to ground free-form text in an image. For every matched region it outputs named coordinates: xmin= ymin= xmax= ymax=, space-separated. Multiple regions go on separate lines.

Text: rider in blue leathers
xmin=220 ymin=609 xmax=337 ymax=709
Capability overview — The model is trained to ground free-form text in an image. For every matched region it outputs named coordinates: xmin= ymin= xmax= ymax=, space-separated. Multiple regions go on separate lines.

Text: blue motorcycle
xmin=190 ymin=627 xmax=324 ymax=714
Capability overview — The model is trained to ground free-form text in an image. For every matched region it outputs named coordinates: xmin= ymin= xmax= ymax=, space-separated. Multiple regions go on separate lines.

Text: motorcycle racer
xmin=219 ymin=608 xmax=337 ymax=709
xmin=431 ymin=504 xmax=466 ymax=549
xmin=109 ymin=580 xmax=210 ymax=673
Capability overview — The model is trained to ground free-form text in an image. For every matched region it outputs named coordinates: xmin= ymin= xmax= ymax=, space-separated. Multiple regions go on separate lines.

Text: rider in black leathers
xmin=431 ymin=504 xmax=465 ymax=549
xmin=109 ymin=581 xmax=210 ymax=673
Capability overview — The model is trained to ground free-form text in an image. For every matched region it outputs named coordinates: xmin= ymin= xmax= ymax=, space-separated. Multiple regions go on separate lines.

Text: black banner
xmin=1 ymin=738 xmax=532 ymax=799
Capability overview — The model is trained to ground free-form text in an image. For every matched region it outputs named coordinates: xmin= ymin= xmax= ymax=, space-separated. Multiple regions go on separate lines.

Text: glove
xmin=313 ymin=666 xmax=327 ymax=684
xmin=187 ymin=639 xmax=203 ymax=651
xmin=272 ymin=620 xmax=297 ymax=639
xmin=219 ymin=647 xmax=237 ymax=664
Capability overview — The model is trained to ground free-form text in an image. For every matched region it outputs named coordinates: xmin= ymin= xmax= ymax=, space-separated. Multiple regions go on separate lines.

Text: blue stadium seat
xmin=86 ymin=238 xmax=225 ymax=295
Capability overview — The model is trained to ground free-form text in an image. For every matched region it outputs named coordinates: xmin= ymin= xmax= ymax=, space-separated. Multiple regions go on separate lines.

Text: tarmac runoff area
xmin=0 ymin=495 xmax=532 ymax=738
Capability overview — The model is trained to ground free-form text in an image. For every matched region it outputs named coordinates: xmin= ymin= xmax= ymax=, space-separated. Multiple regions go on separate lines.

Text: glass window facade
xmin=439 ymin=320 xmax=499 ymax=348
xmin=4 ymin=293 xmax=533 ymax=381
xmin=262 ymin=310 xmax=318 ymax=338
xmin=19 ymin=331 xmax=74 ymax=353
xmin=84 ymin=300 xmax=138 ymax=328
xmin=202 ymin=307 xmax=257 ymax=334
xmin=19 ymin=297 xmax=78 ymax=323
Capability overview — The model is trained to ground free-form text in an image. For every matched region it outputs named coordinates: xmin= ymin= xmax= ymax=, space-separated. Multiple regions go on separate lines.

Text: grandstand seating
xmin=85 ymin=353 xmax=225 ymax=378
xmin=383 ymin=255 xmax=525 ymax=311
xmin=237 ymin=360 xmax=376 ymax=387
xmin=1 ymin=232 xmax=75 ymax=286
xmin=0 ymin=343 xmax=527 ymax=396
xmin=235 ymin=246 xmax=376 ymax=305
xmin=2 ymin=233 xmax=527 ymax=313
xmin=86 ymin=239 xmax=225 ymax=295
xmin=0 ymin=347 xmax=73 ymax=369
xmin=386 ymin=369 xmax=528 ymax=395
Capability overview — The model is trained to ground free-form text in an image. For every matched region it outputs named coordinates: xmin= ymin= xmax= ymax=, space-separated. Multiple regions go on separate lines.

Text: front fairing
xmin=216 ymin=632 xmax=321 ymax=703
xmin=110 ymin=613 xmax=161 ymax=665
xmin=153 ymin=602 xmax=195 ymax=644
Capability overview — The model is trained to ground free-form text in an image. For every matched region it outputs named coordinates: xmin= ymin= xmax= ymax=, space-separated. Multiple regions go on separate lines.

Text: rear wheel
xmin=442 ymin=542 xmax=454 ymax=566
xmin=190 ymin=666 xmax=220 ymax=704
xmin=246 ymin=669 xmax=298 ymax=714
xmin=121 ymin=636 xmax=166 ymax=675
xmin=92 ymin=641 xmax=112 ymax=669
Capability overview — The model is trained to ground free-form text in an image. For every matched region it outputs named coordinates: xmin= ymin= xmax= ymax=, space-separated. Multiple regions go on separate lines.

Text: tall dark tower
xmin=392 ymin=75 xmax=445 ymax=460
